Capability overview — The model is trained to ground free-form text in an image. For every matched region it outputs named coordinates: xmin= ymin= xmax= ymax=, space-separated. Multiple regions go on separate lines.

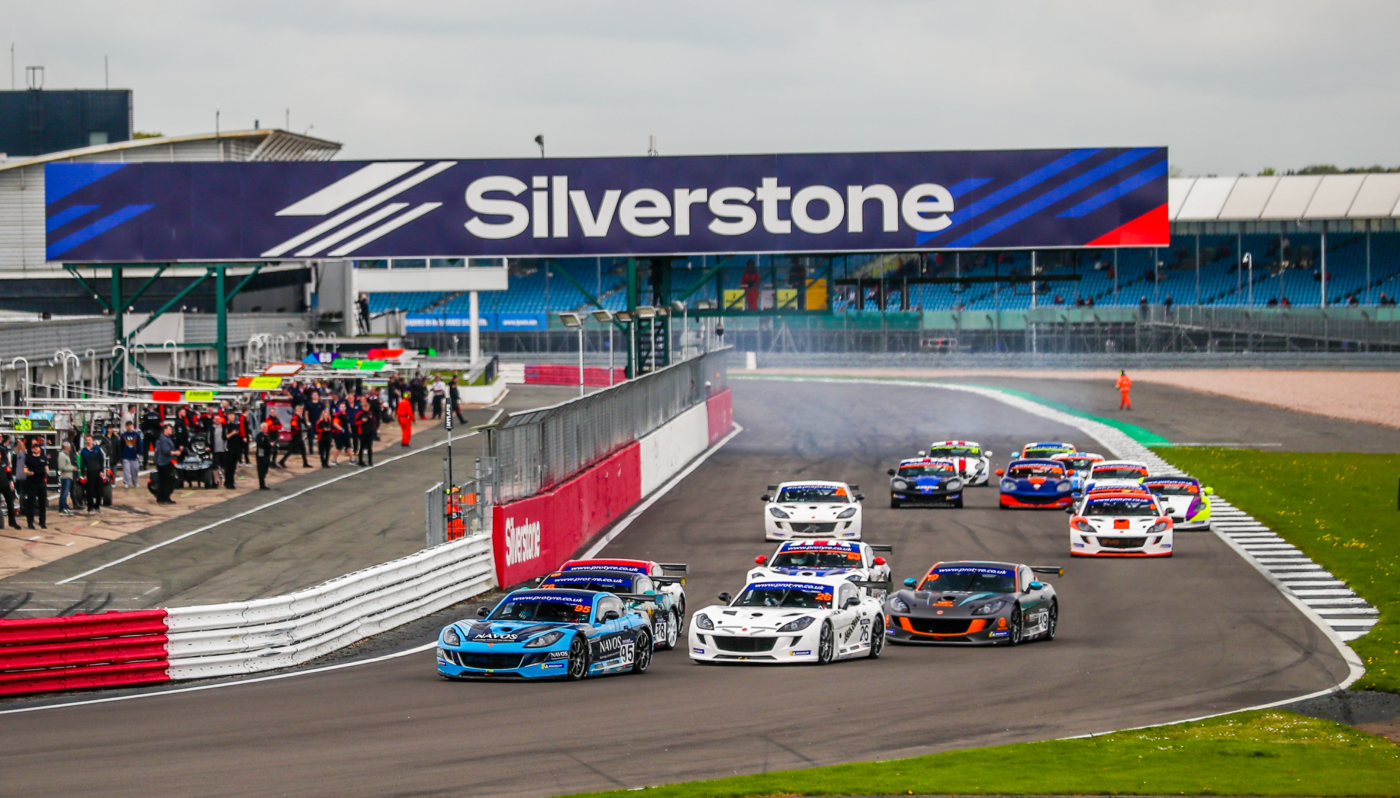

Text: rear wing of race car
xmin=849 ymin=579 xmax=894 ymax=595
xmin=617 ymin=593 xmax=666 ymax=605
xmin=766 ymin=485 xmax=779 ymax=491
xmin=867 ymin=544 xmax=894 ymax=552
xmin=1031 ymin=566 xmax=1065 ymax=577
xmin=658 ymin=562 xmax=689 ymax=573
xmin=651 ymin=575 xmax=687 ymax=587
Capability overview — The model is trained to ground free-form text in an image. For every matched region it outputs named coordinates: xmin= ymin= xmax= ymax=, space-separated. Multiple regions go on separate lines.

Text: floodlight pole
xmin=577 ymin=321 xmax=584 ymax=397
xmin=608 ymin=324 xmax=615 ymax=385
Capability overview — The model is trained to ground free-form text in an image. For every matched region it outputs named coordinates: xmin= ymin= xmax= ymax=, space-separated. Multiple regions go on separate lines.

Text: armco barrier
xmin=706 ymin=388 xmax=733 ymax=445
xmin=524 ymin=364 xmax=626 ymax=387
xmin=493 ymin=443 xmax=641 ymax=587
xmin=165 ymin=533 xmax=494 ymax=680
xmin=0 ymin=610 xmax=171 ymax=696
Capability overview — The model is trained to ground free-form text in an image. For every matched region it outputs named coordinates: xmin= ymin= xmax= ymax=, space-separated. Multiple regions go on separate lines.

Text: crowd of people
xmin=0 ymin=372 xmax=469 ymax=530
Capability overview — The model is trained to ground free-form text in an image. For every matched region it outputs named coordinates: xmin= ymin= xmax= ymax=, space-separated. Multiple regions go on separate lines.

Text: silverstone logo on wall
xmin=44 ymin=148 xmax=1167 ymax=262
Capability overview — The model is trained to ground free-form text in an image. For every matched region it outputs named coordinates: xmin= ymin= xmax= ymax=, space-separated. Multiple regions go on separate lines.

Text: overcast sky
xmin=6 ymin=1 xmax=1398 ymax=175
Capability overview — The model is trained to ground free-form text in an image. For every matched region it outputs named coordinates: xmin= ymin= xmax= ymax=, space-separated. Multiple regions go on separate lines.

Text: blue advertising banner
xmin=405 ymin=312 xmax=547 ymax=332
xmin=45 ymin=148 xmax=1167 ymax=263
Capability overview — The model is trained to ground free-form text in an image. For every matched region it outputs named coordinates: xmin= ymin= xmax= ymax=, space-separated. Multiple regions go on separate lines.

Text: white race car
xmin=689 ymin=575 xmax=886 ymax=664
xmin=1069 ymin=491 xmax=1174 ymax=558
xmin=1081 ymin=460 xmax=1150 ymax=493
xmin=924 ymin=440 xmax=994 ymax=486
xmin=762 ymin=481 xmax=864 ymax=541
xmin=748 ymin=540 xmax=893 ymax=593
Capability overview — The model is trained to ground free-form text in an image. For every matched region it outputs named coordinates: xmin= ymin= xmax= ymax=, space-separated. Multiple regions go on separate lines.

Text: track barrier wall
xmin=0 ymin=610 xmax=171 ymax=696
xmin=705 ymin=389 xmax=733 ymax=446
xmin=524 ymin=364 xmax=627 ymax=387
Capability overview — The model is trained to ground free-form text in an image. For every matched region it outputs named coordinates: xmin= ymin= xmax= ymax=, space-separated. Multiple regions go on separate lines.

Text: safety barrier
xmin=524 ymin=364 xmax=627 ymax=387
xmin=0 ymin=610 xmax=171 ymax=696
xmin=164 ymin=533 xmax=494 ymax=680
xmin=705 ymin=388 xmax=733 ymax=446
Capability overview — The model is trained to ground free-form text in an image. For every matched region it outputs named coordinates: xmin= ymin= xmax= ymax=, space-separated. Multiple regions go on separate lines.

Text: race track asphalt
xmin=0 ymin=378 xmax=1350 ymax=798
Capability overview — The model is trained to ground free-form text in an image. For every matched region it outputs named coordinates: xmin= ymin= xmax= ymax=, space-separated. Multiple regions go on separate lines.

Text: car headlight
xmin=971 ymin=600 xmax=1007 ymax=616
xmin=768 ymin=506 xmax=789 ymax=519
xmin=442 ymin=627 xmax=461 ymax=646
xmin=695 ymin=613 xmax=714 ymax=630
xmin=1056 ymin=480 xmax=1073 ymax=492
xmin=892 ymin=478 xmax=909 ymax=490
xmin=777 ymin=616 xmax=815 ymax=633
xmin=836 ymin=507 xmax=857 ymax=519
xmin=946 ymin=479 xmax=962 ymax=491
xmin=523 ymin=630 xmax=566 ymax=648
xmin=889 ymin=596 xmax=910 ymax=613
xmin=1072 ymin=519 xmax=1093 ymax=533
xmin=1001 ymin=479 xmax=1017 ymax=491
xmin=1148 ymin=519 xmax=1170 ymax=534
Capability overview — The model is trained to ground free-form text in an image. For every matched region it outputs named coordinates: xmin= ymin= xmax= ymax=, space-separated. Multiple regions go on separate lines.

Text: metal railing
xmin=487 ymin=348 xmax=729 ymax=502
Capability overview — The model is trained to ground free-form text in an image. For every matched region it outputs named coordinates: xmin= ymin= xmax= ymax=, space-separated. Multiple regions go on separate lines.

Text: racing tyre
xmin=565 ymin=633 xmax=590 ymax=680
xmin=867 ymin=617 xmax=885 ymax=659
xmin=657 ymin=609 xmax=680 ymax=650
xmin=1045 ymin=599 xmax=1058 ymax=641
xmin=952 ymin=498 xmax=963 ymax=509
xmin=204 ymin=470 xmax=217 ymax=489
xmin=103 ymin=484 xmax=113 ymax=506
xmin=630 ymin=629 xmax=653 ymax=674
xmin=1006 ymin=606 xmax=1023 ymax=646
xmin=816 ymin=621 xmax=835 ymax=665
xmin=889 ymin=498 xmax=901 ymax=509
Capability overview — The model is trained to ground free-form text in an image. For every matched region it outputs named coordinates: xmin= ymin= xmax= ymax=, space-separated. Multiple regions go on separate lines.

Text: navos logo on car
xmin=504 ymin=517 xmax=542 ymax=566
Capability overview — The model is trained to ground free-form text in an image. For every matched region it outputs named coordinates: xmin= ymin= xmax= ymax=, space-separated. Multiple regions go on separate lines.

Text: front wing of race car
xmin=689 ymin=614 xmax=832 ymax=663
xmin=437 ymin=626 xmax=578 ymax=679
xmin=1072 ymin=529 xmax=1174 ymax=557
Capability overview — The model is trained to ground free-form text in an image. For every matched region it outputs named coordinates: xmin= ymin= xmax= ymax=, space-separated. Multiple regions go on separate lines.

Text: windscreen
xmin=919 ymin=566 xmax=1016 ymax=594
xmin=1085 ymin=498 xmax=1158 ymax=517
xmin=777 ymin=485 xmax=849 ymax=503
xmin=770 ymin=549 xmax=863 ymax=569
xmin=1007 ymin=463 xmax=1065 ymax=478
xmin=1147 ymin=481 xmax=1198 ymax=496
xmin=1056 ymin=457 xmax=1097 ymax=472
xmin=1093 ymin=465 xmax=1148 ymax=479
xmin=929 ymin=445 xmax=979 ymax=457
xmin=898 ymin=463 xmax=957 ymax=477
xmin=539 ymin=573 xmax=635 ymax=594
xmin=734 ymin=582 xmax=833 ymax=609
xmin=489 ymin=592 xmax=593 ymax=623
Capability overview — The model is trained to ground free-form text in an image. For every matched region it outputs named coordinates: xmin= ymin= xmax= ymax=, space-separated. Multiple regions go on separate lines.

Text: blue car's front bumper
xmin=436 ymin=645 xmax=572 ymax=679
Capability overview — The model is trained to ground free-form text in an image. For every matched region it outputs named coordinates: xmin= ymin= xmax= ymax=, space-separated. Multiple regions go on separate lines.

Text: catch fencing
xmin=488 ymin=348 xmax=729 ymax=502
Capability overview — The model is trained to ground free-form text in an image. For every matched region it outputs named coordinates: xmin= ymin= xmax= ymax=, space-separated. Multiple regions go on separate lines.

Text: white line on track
xmin=56 ymin=427 xmax=486 ymax=585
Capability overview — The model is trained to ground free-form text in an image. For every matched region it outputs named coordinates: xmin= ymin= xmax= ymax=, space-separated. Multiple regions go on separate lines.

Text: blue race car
xmin=437 ymin=588 xmax=654 ymax=680
xmin=887 ymin=457 xmax=966 ymax=508
xmin=1012 ymin=441 xmax=1077 ymax=460
xmin=996 ymin=459 xmax=1075 ymax=510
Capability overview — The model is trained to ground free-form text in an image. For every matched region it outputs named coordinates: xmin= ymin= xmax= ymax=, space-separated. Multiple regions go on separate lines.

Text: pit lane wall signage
xmin=45 ymin=148 xmax=1167 ymax=262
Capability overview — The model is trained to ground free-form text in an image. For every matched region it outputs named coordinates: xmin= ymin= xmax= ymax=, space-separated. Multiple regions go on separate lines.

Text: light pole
xmin=558 ymin=312 xmax=584 ymax=397
xmin=615 ymin=310 xmax=634 ymax=380
xmin=1243 ymin=253 xmax=1253 ymax=307
xmin=591 ymin=309 xmax=615 ymax=385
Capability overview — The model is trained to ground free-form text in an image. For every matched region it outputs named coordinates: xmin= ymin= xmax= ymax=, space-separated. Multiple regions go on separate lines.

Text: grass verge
xmin=1160 ymin=448 xmax=1398 ymax=693
xmin=565 ymin=711 xmax=1397 ymax=797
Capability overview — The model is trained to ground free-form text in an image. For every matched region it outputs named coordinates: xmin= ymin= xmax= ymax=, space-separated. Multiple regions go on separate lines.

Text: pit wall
xmin=492 ymin=387 xmax=736 ymax=587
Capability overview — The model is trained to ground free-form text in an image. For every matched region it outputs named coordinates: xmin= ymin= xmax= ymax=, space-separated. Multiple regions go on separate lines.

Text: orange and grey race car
xmin=884 ymin=560 xmax=1063 ymax=645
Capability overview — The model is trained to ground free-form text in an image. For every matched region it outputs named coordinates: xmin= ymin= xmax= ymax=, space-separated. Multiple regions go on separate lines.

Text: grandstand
xmin=369 ymin=173 xmax=1400 ymax=320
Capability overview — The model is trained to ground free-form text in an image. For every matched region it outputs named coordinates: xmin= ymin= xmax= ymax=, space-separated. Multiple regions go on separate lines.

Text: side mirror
xmin=874 ymin=557 xmax=886 ymax=566
xmin=903 ymin=577 xmax=917 ymax=588
xmin=760 ymin=494 xmax=770 ymax=502
xmin=1064 ymin=506 xmax=1075 ymax=513
xmin=886 ymin=468 xmax=896 ymax=476
xmin=602 ymin=610 xmax=621 ymax=621
xmin=1204 ymin=487 xmax=1214 ymax=495
xmin=985 ymin=450 xmax=993 ymax=456
xmin=1028 ymin=581 xmax=1044 ymax=591
xmin=995 ymin=469 xmax=1005 ymax=477
xmin=855 ymin=493 xmax=865 ymax=502
xmin=475 ymin=606 xmax=490 ymax=618
xmin=718 ymin=591 xmax=732 ymax=604
xmin=844 ymin=596 xmax=860 ymax=609
xmin=754 ymin=555 xmax=767 ymax=565
xmin=917 ymin=451 xmax=926 ymax=457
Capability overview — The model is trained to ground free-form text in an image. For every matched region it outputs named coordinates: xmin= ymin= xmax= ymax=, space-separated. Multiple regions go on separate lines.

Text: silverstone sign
xmin=44 ymin=148 xmax=1167 ymax=262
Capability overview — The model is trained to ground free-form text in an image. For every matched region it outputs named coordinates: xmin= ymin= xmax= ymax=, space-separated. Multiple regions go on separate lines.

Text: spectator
xmin=1348 ymin=295 xmax=1359 ymax=307
xmin=1282 ymin=297 xmax=1291 ymax=308
xmin=154 ymin=423 xmax=180 ymax=505
xmin=448 ymin=377 xmax=468 ymax=424
xmin=120 ymin=422 xmax=142 ymax=489
xmin=1266 ymin=297 xmax=1279 ymax=307
xmin=22 ymin=441 xmax=47 ymax=529
xmin=1053 ymin=294 xmax=1065 ymax=305
xmin=57 ymin=441 xmax=75 ymax=516
xmin=430 ymin=376 xmax=447 ymax=419
xmin=1086 ymin=296 xmax=1095 ymax=307
xmin=80 ymin=434 xmax=105 ymax=515
xmin=1164 ymin=295 xmax=1174 ymax=310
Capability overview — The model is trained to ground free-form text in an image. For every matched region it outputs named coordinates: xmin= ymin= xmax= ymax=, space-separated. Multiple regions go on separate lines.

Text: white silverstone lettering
xmin=901 ymin=183 xmax=955 ymax=232
xmin=531 ymin=176 xmax=549 ymax=238
xmin=504 ymin=516 xmax=542 ymax=566
xmin=708 ymin=187 xmax=758 ymax=236
xmin=792 ymin=185 xmax=844 ymax=234
xmin=756 ymin=177 xmax=792 ymax=234
xmin=846 ymin=184 xmax=899 ymax=233
xmin=551 ymin=176 xmax=569 ymax=238
xmin=672 ymin=188 xmax=708 ymax=236
xmin=570 ymin=190 xmax=622 ymax=237
xmin=619 ymin=189 xmax=672 ymax=238
xmin=464 ymin=176 xmax=529 ymax=239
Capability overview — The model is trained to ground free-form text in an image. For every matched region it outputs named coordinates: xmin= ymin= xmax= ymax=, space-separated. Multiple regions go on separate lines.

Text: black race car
xmin=885 ymin=560 xmax=1062 ymax=646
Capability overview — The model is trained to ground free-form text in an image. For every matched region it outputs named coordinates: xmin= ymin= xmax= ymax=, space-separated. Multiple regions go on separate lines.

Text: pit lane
xmin=0 ymin=378 xmax=1350 ymax=798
